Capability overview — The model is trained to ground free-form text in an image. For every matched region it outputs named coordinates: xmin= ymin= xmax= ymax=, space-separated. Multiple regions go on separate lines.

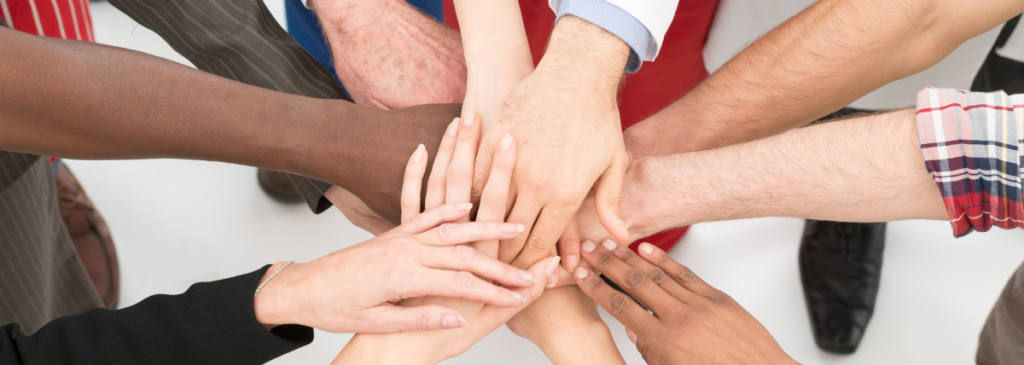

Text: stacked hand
xmin=574 ymin=239 xmax=800 ymax=365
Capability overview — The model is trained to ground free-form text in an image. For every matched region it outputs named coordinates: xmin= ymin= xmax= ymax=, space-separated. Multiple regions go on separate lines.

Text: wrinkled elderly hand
xmin=575 ymin=240 xmax=800 ymax=365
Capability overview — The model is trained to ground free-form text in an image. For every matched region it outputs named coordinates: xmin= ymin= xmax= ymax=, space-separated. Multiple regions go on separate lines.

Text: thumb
xmin=371 ymin=303 xmax=468 ymax=332
xmin=593 ymin=154 xmax=630 ymax=243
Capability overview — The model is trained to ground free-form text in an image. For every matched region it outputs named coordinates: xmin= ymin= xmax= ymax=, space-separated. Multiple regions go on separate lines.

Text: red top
xmin=1 ymin=0 xmax=94 ymax=41
xmin=444 ymin=0 xmax=719 ymax=252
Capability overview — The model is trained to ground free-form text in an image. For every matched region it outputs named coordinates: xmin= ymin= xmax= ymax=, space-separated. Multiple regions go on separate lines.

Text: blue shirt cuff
xmin=555 ymin=0 xmax=652 ymax=73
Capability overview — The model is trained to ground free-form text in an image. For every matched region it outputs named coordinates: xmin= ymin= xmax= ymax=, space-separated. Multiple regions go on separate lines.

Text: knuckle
xmin=411 ymin=213 xmax=431 ymax=229
xmin=623 ymin=269 xmax=647 ymax=290
xmin=426 ymin=178 xmax=446 ymax=193
xmin=446 ymin=168 xmax=471 ymax=186
xmin=619 ymin=249 xmax=634 ymax=262
xmin=609 ymin=293 xmax=633 ymax=315
xmin=453 ymin=271 xmax=477 ymax=293
xmin=648 ymin=268 xmax=668 ymax=285
xmin=436 ymin=223 xmax=457 ymax=242
xmin=676 ymin=265 xmax=697 ymax=283
xmin=595 ymin=250 xmax=614 ymax=267
xmin=415 ymin=310 xmax=433 ymax=331
xmin=479 ymin=194 xmax=507 ymax=213
xmin=525 ymin=235 xmax=552 ymax=256
xmin=453 ymin=245 xmax=476 ymax=268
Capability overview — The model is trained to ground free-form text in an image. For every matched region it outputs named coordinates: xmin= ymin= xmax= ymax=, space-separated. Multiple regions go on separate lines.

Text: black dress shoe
xmin=257 ymin=168 xmax=303 ymax=204
xmin=799 ymin=220 xmax=886 ymax=354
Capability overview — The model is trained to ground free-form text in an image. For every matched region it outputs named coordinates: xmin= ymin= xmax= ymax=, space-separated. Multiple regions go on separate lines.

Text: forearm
xmin=530 ymin=322 xmax=623 ymax=365
xmin=625 ymin=109 xmax=947 ymax=238
xmin=626 ymin=0 xmax=1024 ymax=157
xmin=453 ymin=0 xmax=533 ymax=123
xmin=313 ymin=0 xmax=466 ymax=108
xmin=0 ymin=27 xmax=431 ymax=224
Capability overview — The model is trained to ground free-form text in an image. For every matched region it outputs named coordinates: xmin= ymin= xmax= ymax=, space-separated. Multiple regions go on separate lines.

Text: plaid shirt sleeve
xmin=916 ymin=87 xmax=1024 ymax=237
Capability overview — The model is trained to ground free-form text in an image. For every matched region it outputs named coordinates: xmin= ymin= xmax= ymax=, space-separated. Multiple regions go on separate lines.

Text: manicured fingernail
xmin=547 ymin=272 xmax=559 ymax=288
xmin=463 ymin=111 xmax=475 ymax=126
xmin=640 ymin=243 xmax=654 ymax=256
xmin=617 ymin=219 xmax=627 ymax=232
xmin=564 ymin=255 xmax=579 ymax=272
xmin=520 ymin=270 xmax=537 ymax=283
xmin=511 ymin=290 xmax=527 ymax=303
xmin=412 ymin=144 xmax=425 ymax=162
xmin=442 ymin=314 xmax=464 ymax=329
xmin=457 ymin=203 xmax=473 ymax=211
xmin=626 ymin=329 xmax=637 ymax=343
xmin=447 ymin=119 xmax=459 ymax=136
xmin=582 ymin=240 xmax=596 ymax=253
xmin=602 ymin=239 xmax=617 ymax=251
xmin=500 ymin=134 xmax=513 ymax=151
xmin=576 ymin=267 xmax=589 ymax=279
xmin=499 ymin=223 xmax=521 ymax=233
xmin=545 ymin=256 xmax=561 ymax=278
xmin=459 ymin=317 xmax=468 ymax=327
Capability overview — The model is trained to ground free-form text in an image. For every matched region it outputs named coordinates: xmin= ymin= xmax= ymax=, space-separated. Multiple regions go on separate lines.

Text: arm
xmin=0 ymin=26 xmax=458 ymax=224
xmin=618 ymin=109 xmax=947 ymax=241
xmin=506 ymin=286 xmax=626 ymax=365
xmin=625 ymin=0 xmax=1024 ymax=157
xmin=310 ymin=0 xmax=466 ymax=109
xmin=0 ymin=266 xmax=312 ymax=365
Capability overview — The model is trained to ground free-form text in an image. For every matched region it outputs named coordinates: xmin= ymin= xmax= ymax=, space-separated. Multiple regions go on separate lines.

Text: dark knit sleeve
xmin=0 ymin=266 xmax=312 ymax=365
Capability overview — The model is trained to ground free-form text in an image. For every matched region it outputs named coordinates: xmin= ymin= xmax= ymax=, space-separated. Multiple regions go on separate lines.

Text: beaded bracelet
xmin=254 ymin=260 xmax=294 ymax=298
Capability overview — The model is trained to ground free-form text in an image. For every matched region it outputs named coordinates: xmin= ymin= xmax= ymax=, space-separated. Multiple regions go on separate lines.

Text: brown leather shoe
xmin=56 ymin=164 xmax=120 ymax=310
xmin=257 ymin=168 xmax=303 ymax=204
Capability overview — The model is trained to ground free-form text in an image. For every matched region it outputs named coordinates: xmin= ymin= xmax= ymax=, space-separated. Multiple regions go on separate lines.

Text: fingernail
xmin=626 ymin=329 xmax=637 ymax=344
xmin=457 ymin=203 xmax=473 ymax=211
xmin=640 ymin=243 xmax=654 ymax=256
xmin=463 ymin=112 xmax=475 ymax=126
xmin=617 ymin=219 xmax=627 ymax=232
xmin=582 ymin=240 xmax=596 ymax=253
xmin=564 ymin=255 xmax=579 ymax=272
xmin=602 ymin=239 xmax=617 ymax=251
xmin=547 ymin=271 xmax=558 ymax=288
xmin=576 ymin=267 xmax=589 ymax=279
xmin=520 ymin=270 xmax=537 ymax=283
xmin=447 ymin=119 xmax=459 ymax=136
xmin=510 ymin=290 xmax=527 ymax=303
xmin=500 ymin=134 xmax=513 ymax=151
xmin=499 ymin=223 xmax=521 ymax=233
xmin=412 ymin=144 xmax=425 ymax=162
xmin=459 ymin=317 xmax=468 ymax=327
xmin=517 ymin=224 xmax=525 ymax=233
xmin=545 ymin=256 xmax=561 ymax=278
xmin=442 ymin=314 xmax=464 ymax=329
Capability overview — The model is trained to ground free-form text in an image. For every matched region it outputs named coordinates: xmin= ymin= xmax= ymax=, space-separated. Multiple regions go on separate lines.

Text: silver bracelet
xmin=254 ymin=260 xmax=294 ymax=298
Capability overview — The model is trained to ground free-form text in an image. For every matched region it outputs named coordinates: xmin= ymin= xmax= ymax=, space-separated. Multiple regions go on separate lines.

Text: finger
xmin=401 ymin=144 xmax=428 ymax=224
xmin=593 ymin=153 xmax=630 ymax=243
xmin=497 ymin=199 xmax=540 ymax=265
xmin=476 ymin=134 xmax=516 ymax=223
xmin=415 ymin=221 xmax=525 ymax=246
xmin=580 ymin=239 xmax=679 ymax=315
xmin=421 ymin=244 xmax=538 ymax=287
xmin=637 ymin=241 xmax=718 ymax=298
xmin=367 ymin=303 xmax=467 ymax=332
xmin=602 ymin=240 xmax=695 ymax=304
xmin=424 ymin=118 xmax=460 ymax=210
xmin=397 ymin=202 xmax=473 ymax=234
xmin=574 ymin=267 xmax=659 ymax=332
xmin=558 ymin=214 xmax=581 ymax=273
xmin=632 ymin=330 xmax=656 ymax=364
xmin=470 ymin=134 xmax=498 ymax=214
xmin=413 ymin=269 xmax=529 ymax=308
xmin=463 ymin=257 xmax=556 ymax=340
xmin=510 ymin=205 xmax=573 ymax=270
xmin=445 ymin=111 xmax=482 ymax=220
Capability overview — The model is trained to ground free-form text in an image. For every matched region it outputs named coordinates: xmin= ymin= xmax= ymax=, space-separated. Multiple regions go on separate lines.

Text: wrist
xmin=253 ymin=261 xmax=293 ymax=330
xmin=537 ymin=15 xmax=629 ymax=92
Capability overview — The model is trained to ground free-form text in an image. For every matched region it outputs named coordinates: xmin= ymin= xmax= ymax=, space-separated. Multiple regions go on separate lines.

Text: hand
xmin=574 ymin=240 xmax=800 ymax=365
xmin=312 ymin=0 xmax=466 ymax=109
xmin=506 ymin=286 xmax=626 ymax=365
xmin=332 ymin=114 xmax=562 ymax=364
xmin=251 ymin=200 xmax=537 ymax=333
xmin=325 ymin=185 xmax=393 ymax=235
xmin=473 ymin=15 xmax=632 ymax=270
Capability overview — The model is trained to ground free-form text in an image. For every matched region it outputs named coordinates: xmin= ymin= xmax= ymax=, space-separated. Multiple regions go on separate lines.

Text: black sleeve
xmin=0 ymin=266 xmax=312 ymax=365
xmin=107 ymin=0 xmax=346 ymax=214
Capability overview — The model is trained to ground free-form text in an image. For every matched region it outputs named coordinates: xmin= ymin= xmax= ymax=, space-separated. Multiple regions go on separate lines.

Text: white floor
xmin=76 ymin=1 xmax=1024 ymax=364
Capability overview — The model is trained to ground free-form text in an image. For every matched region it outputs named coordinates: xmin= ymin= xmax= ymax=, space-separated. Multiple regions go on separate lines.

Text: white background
xmin=71 ymin=1 xmax=1024 ymax=364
